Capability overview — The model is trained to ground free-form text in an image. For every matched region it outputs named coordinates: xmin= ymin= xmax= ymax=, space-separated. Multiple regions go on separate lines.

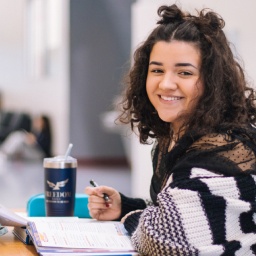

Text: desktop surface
xmin=0 ymin=226 xmax=37 ymax=256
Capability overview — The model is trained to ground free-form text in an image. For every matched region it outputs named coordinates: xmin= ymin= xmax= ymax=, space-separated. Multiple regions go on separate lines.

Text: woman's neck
xmin=168 ymin=126 xmax=186 ymax=152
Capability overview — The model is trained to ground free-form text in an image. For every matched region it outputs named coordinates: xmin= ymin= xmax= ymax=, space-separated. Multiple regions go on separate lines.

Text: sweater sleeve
xmin=119 ymin=193 xmax=146 ymax=218
xmin=122 ymin=211 xmax=143 ymax=235
xmin=124 ymin=167 xmax=256 ymax=255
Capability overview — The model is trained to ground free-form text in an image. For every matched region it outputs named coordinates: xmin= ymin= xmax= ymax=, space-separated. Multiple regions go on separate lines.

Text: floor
xmin=0 ymin=158 xmax=131 ymax=209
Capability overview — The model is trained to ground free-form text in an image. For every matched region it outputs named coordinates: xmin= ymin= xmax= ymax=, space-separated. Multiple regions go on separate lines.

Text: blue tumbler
xmin=44 ymin=156 xmax=77 ymax=216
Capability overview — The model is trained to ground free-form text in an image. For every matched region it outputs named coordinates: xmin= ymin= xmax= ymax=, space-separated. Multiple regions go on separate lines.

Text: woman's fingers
xmin=85 ymin=186 xmax=107 ymax=199
xmin=85 ymin=185 xmax=122 ymax=220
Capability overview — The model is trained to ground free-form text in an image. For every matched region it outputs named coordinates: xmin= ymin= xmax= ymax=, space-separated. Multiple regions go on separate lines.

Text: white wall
xmin=0 ymin=0 xmax=69 ymax=155
xmin=130 ymin=0 xmax=256 ymax=198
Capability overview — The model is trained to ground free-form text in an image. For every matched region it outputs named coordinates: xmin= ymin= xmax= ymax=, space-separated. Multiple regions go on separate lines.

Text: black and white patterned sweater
xmin=122 ymin=129 xmax=256 ymax=255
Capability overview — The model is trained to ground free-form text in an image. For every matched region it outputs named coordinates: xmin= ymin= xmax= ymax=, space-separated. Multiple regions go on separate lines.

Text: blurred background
xmin=1 ymin=0 xmax=256 ymax=207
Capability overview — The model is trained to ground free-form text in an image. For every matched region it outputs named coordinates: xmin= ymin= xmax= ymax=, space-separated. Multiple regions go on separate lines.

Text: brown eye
xmin=179 ymin=71 xmax=192 ymax=76
xmin=151 ymin=69 xmax=163 ymax=73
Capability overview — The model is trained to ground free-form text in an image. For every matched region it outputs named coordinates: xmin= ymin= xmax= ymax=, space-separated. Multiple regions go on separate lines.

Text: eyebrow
xmin=149 ymin=61 xmax=198 ymax=69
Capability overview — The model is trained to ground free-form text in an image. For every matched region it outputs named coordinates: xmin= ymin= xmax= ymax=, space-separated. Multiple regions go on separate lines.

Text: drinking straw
xmin=64 ymin=143 xmax=73 ymax=160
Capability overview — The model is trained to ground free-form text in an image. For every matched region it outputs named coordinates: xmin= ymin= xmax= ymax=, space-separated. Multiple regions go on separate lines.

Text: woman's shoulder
xmin=183 ymin=128 xmax=256 ymax=174
xmin=190 ymin=127 xmax=256 ymax=149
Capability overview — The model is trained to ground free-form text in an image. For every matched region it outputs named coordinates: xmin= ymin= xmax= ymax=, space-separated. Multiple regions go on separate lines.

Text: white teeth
xmin=161 ymin=96 xmax=181 ymax=101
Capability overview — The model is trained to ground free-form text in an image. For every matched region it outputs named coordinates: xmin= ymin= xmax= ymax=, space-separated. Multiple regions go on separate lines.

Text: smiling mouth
xmin=160 ymin=96 xmax=183 ymax=101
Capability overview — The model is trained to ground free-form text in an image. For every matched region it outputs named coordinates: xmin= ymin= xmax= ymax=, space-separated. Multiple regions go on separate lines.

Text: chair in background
xmin=0 ymin=111 xmax=31 ymax=143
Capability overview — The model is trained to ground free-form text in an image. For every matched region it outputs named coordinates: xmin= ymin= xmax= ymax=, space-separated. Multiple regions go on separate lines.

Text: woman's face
xmin=33 ymin=116 xmax=44 ymax=132
xmin=146 ymin=40 xmax=203 ymax=133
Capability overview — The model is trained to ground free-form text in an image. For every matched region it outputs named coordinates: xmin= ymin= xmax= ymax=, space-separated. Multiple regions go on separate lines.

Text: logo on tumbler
xmin=47 ymin=179 xmax=69 ymax=190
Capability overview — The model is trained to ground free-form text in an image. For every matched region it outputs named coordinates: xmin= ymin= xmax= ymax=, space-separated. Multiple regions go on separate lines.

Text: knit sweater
xmin=122 ymin=128 xmax=256 ymax=255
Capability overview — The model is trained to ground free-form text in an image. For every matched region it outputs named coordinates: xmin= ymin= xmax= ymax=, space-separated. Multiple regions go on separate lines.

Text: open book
xmin=26 ymin=218 xmax=138 ymax=255
xmin=0 ymin=204 xmax=138 ymax=255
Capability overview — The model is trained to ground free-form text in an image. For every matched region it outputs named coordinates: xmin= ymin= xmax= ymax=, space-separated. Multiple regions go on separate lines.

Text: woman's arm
xmin=123 ymin=167 xmax=256 ymax=255
xmin=119 ymin=193 xmax=147 ymax=219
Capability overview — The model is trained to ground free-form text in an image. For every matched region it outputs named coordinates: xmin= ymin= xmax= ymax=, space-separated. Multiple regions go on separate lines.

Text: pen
xmin=90 ymin=179 xmax=110 ymax=206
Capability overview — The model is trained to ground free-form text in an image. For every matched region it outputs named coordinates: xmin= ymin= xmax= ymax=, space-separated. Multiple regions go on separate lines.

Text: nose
xmin=159 ymin=72 xmax=178 ymax=90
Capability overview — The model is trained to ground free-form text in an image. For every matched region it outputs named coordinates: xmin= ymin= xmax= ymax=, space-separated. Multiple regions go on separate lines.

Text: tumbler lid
xmin=44 ymin=156 xmax=77 ymax=168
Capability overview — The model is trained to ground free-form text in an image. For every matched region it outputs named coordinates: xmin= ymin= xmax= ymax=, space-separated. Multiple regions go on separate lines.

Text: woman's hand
xmin=85 ymin=185 xmax=121 ymax=221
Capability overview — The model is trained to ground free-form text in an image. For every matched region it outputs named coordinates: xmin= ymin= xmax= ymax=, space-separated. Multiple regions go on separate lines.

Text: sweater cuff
xmin=123 ymin=211 xmax=142 ymax=235
xmin=119 ymin=193 xmax=146 ymax=219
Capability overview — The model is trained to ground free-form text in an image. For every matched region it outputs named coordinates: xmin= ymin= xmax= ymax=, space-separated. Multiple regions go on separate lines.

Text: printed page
xmin=28 ymin=218 xmax=135 ymax=251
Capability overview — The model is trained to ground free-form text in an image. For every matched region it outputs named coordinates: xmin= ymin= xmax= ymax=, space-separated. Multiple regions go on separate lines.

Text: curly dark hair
xmin=118 ymin=4 xmax=256 ymax=144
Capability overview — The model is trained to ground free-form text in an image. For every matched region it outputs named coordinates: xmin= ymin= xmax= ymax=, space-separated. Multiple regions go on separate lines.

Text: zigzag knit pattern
xmin=131 ymin=168 xmax=256 ymax=256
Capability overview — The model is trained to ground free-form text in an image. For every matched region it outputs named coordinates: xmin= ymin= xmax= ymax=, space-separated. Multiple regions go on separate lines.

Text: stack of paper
xmin=26 ymin=218 xmax=139 ymax=256
xmin=0 ymin=204 xmax=139 ymax=255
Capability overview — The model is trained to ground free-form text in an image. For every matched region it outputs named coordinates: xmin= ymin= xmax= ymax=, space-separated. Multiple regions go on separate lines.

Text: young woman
xmin=85 ymin=4 xmax=256 ymax=255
